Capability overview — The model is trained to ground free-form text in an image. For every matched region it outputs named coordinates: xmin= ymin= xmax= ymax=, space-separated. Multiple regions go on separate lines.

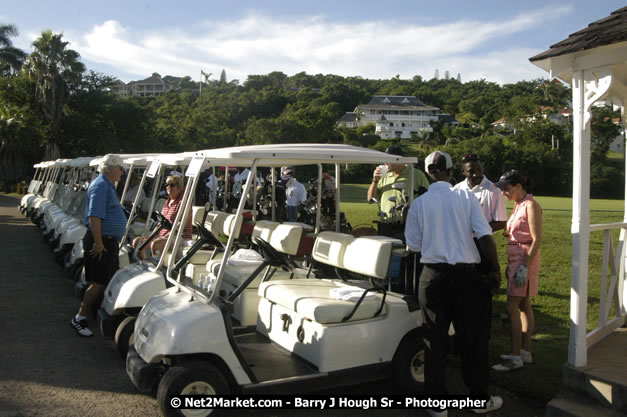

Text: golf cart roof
xmin=195 ymin=144 xmax=417 ymax=166
xmin=67 ymin=157 xmax=96 ymax=168
xmin=154 ymin=153 xmax=194 ymax=167
xmin=89 ymin=153 xmax=160 ymax=168
xmin=123 ymin=153 xmax=167 ymax=167
xmin=52 ymin=159 xmax=72 ymax=167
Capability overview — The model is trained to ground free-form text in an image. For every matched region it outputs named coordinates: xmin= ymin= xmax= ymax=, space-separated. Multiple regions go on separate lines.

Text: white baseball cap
xmin=98 ymin=154 xmax=128 ymax=173
xmin=424 ymin=151 xmax=453 ymax=173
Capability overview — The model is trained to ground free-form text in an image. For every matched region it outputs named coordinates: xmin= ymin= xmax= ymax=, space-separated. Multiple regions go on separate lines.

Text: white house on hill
xmin=337 ymin=95 xmax=440 ymax=139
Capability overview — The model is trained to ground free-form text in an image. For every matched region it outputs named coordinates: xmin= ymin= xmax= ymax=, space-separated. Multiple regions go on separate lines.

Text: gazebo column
xmin=569 ymin=68 xmax=612 ymax=367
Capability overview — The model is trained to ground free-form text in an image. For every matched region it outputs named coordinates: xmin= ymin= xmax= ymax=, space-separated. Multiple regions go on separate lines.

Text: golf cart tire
xmin=72 ymin=263 xmax=84 ymax=283
xmin=53 ymin=244 xmax=70 ymax=266
xmin=158 ymin=362 xmax=229 ymax=417
xmin=392 ymin=330 xmax=426 ymax=393
xmin=115 ymin=316 xmax=136 ymax=359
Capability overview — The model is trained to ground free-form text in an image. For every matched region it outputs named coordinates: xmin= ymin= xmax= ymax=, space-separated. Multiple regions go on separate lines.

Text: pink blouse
xmin=159 ymin=196 xmax=193 ymax=239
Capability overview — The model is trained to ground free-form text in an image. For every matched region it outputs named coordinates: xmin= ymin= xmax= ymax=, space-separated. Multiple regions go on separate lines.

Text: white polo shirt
xmin=405 ymin=181 xmax=492 ymax=264
xmin=286 ymin=178 xmax=307 ymax=206
xmin=454 ymin=176 xmax=507 ymax=224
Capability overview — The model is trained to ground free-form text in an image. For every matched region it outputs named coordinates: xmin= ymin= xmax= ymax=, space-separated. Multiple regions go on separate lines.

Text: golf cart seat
xmin=258 ymin=232 xmax=402 ymax=324
xmin=183 ymin=211 xmax=241 ymax=282
xmin=129 ymin=198 xmax=168 ymax=239
xmin=210 ymin=222 xmax=303 ymax=288
xmin=179 ymin=210 xmax=232 ymax=266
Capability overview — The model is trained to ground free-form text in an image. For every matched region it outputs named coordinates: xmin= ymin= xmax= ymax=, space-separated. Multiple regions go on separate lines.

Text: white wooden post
xmin=569 ymin=67 xmax=613 ymax=367
xmin=569 ymin=70 xmax=591 ymax=367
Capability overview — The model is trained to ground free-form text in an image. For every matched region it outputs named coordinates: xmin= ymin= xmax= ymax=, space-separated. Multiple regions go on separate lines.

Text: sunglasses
xmin=462 ymin=153 xmax=480 ymax=163
xmin=165 ymin=182 xmax=177 ymax=187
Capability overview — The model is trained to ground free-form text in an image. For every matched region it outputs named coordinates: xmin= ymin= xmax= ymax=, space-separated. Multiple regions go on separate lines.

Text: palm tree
xmin=26 ymin=30 xmax=85 ymax=159
xmin=0 ymin=24 xmax=27 ymax=76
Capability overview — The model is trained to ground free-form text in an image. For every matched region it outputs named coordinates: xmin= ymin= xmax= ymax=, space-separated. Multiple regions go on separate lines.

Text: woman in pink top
xmin=493 ymin=170 xmax=542 ymax=372
xmin=133 ymin=175 xmax=192 ymax=259
xmin=150 ymin=175 xmax=192 ymax=257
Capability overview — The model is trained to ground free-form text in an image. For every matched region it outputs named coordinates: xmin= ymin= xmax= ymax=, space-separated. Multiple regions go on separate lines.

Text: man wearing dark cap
xmin=405 ymin=150 xmax=503 ymax=416
xmin=367 ymin=146 xmax=429 ymax=216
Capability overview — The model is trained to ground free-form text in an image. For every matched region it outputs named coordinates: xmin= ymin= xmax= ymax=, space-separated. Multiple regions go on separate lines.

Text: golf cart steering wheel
xmin=195 ymin=221 xmax=224 ymax=248
xmin=256 ymin=238 xmax=292 ymax=271
xmin=153 ymin=211 xmax=173 ymax=231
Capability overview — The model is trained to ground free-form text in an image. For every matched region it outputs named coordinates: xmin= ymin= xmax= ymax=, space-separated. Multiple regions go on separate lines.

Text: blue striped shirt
xmin=85 ymin=174 xmax=126 ymax=241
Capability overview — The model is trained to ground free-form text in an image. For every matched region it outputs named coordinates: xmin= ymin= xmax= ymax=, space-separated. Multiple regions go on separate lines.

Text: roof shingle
xmin=530 ymin=6 xmax=627 ymax=62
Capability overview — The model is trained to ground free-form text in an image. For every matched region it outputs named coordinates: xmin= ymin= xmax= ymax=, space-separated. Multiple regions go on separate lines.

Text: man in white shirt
xmin=205 ymin=173 xmax=218 ymax=205
xmin=281 ymin=166 xmax=307 ymax=222
xmin=453 ymin=153 xmax=507 ymax=232
xmin=405 ymin=151 xmax=502 ymax=416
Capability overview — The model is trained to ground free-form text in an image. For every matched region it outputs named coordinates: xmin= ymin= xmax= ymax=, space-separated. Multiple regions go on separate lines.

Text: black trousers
xmin=418 ymin=263 xmax=491 ymax=398
xmin=83 ymin=230 xmax=120 ymax=286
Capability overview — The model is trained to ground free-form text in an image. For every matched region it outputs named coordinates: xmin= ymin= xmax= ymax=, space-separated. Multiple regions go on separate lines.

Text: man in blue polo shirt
xmin=71 ymin=154 xmax=127 ymax=337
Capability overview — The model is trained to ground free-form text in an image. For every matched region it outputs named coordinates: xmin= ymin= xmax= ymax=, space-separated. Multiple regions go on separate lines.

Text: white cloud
xmin=68 ymin=5 xmax=571 ymax=84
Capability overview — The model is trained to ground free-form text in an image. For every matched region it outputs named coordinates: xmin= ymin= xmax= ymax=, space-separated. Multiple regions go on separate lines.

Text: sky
xmin=3 ymin=1 xmax=626 ymax=85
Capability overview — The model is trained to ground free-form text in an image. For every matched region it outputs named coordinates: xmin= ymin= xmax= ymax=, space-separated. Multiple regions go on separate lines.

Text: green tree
xmin=0 ymin=72 xmax=45 ymax=182
xmin=0 ymin=24 xmax=26 ymax=76
xmin=591 ymin=106 xmax=621 ymax=163
xmin=27 ymin=30 xmax=86 ymax=159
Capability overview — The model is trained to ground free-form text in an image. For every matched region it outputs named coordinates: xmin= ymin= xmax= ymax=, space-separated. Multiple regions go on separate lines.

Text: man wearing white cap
xmin=280 ymin=166 xmax=307 ymax=222
xmin=71 ymin=154 xmax=127 ymax=337
xmin=404 ymin=150 xmax=503 ymax=416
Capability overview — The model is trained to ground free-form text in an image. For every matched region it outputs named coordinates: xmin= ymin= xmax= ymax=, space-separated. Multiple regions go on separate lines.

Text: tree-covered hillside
xmin=0 ymin=28 xmax=622 ymax=197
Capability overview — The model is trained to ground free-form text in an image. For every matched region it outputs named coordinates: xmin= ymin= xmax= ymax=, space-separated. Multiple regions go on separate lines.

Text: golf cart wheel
xmin=114 ymin=316 xmax=136 ymax=359
xmin=72 ymin=263 xmax=84 ymax=283
xmin=54 ymin=244 xmax=69 ymax=266
xmin=392 ymin=331 xmax=425 ymax=393
xmin=158 ymin=362 xmax=229 ymax=417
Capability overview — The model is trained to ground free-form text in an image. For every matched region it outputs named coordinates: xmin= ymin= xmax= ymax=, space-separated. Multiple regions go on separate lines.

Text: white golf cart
xmin=100 ymin=149 xmax=339 ymax=359
xmin=98 ymin=152 xmax=217 ymax=356
xmin=62 ymin=153 xmax=163 ymax=284
xmin=28 ymin=158 xmax=72 ymax=225
xmin=19 ymin=161 xmax=49 ymax=215
xmin=126 ymin=144 xmax=426 ymax=417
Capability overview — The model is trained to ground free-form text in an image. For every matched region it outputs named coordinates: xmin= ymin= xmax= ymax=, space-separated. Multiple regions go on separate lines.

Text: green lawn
xmin=341 ymin=184 xmax=624 ymax=402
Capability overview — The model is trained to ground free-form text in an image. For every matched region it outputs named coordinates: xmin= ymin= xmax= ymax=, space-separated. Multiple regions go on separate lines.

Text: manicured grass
xmin=608 ymin=150 xmax=624 ymax=162
xmin=341 ymin=184 xmax=625 ymax=402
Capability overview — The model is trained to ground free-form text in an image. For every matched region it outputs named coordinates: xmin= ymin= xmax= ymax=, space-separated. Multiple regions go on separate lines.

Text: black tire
xmin=115 ymin=317 xmax=135 ymax=359
xmin=72 ymin=263 xmax=84 ymax=283
xmin=392 ymin=331 xmax=425 ymax=393
xmin=53 ymin=245 xmax=69 ymax=266
xmin=63 ymin=250 xmax=74 ymax=272
xmin=158 ymin=362 xmax=229 ymax=417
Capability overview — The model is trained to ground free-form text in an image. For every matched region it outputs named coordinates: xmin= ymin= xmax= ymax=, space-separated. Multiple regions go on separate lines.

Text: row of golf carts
xmin=20 ymin=144 xmax=426 ymax=417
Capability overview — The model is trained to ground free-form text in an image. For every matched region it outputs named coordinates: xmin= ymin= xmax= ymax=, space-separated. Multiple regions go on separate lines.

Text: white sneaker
xmin=492 ymin=357 xmax=523 ymax=371
xmin=71 ymin=317 xmax=93 ymax=337
xmin=471 ymin=396 xmax=503 ymax=414
xmin=426 ymin=409 xmax=448 ymax=417
xmin=500 ymin=351 xmax=532 ymax=364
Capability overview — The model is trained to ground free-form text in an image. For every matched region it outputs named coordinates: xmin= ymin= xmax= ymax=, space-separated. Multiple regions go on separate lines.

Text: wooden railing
xmin=585 ymin=222 xmax=627 ymax=348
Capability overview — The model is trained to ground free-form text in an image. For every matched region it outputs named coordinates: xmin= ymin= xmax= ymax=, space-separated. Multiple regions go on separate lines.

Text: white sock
xmin=520 ymin=349 xmax=530 ymax=355
xmin=75 ymin=314 xmax=86 ymax=322
xmin=510 ymin=355 xmax=521 ymax=361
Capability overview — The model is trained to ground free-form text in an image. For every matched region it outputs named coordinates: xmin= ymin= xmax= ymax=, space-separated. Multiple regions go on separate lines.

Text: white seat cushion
xmin=312 ymin=231 xmax=354 ymax=269
xmin=268 ymin=224 xmax=303 ymax=256
xmin=258 ymin=279 xmax=385 ymax=324
xmin=343 ymin=235 xmax=401 ymax=279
